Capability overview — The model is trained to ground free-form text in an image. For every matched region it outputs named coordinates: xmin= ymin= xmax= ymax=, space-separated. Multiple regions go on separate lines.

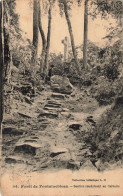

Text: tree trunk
xmin=0 ymin=0 xmax=3 ymax=123
xmin=44 ymin=3 xmax=52 ymax=75
xmin=63 ymin=2 xmax=81 ymax=73
xmin=32 ymin=0 xmax=39 ymax=65
xmin=38 ymin=0 xmax=46 ymax=74
xmin=2 ymin=0 xmax=11 ymax=83
xmin=83 ymin=0 xmax=88 ymax=69
xmin=4 ymin=28 xmax=10 ymax=80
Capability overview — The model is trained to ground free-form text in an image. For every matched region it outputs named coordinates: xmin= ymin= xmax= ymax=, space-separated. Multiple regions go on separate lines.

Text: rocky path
xmin=2 ymin=86 xmax=103 ymax=174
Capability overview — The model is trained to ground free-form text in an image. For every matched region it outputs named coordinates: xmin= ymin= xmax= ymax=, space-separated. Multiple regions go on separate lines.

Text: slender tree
xmin=38 ymin=0 xmax=46 ymax=73
xmin=32 ymin=0 xmax=39 ymax=66
xmin=38 ymin=0 xmax=54 ymax=76
xmin=0 ymin=0 xmax=3 ymax=123
xmin=44 ymin=0 xmax=52 ymax=74
xmin=83 ymin=0 xmax=89 ymax=69
xmin=59 ymin=0 xmax=81 ymax=73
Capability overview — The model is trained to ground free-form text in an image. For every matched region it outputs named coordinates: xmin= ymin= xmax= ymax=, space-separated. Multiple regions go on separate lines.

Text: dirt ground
xmin=1 ymin=84 xmax=122 ymax=174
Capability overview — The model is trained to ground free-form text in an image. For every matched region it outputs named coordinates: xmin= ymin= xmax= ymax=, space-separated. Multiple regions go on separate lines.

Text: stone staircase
xmin=2 ymin=87 xmax=97 ymax=173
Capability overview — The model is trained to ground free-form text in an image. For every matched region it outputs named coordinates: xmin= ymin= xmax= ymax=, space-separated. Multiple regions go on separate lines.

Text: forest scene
xmin=0 ymin=0 xmax=123 ymax=174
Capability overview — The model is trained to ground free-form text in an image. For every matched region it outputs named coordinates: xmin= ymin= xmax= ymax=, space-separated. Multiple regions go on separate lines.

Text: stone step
xmin=52 ymin=88 xmax=72 ymax=95
xmin=2 ymin=127 xmax=24 ymax=135
xmin=45 ymin=104 xmax=61 ymax=108
xmin=14 ymin=141 xmax=42 ymax=156
xmin=38 ymin=111 xmax=58 ymax=119
xmin=51 ymin=93 xmax=65 ymax=99
xmin=47 ymin=101 xmax=61 ymax=106
xmin=44 ymin=106 xmax=62 ymax=112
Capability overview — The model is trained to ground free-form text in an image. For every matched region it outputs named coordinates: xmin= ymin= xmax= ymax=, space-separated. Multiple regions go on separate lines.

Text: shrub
xmin=96 ymin=91 xmax=116 ymax=106
xmin=103 ymin=64 xmax=119 ymax=81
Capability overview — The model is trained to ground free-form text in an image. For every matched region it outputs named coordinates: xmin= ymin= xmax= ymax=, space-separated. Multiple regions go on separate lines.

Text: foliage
xmin=90 ymin=71 xmax=123 ymax=106
xmin=90 ymin=0 xmax=123 ymax=21
xmin=93 ymin=94 xmax=123 ymax=164
xmin=103 ymin=64 xmax=119 ymax=81
xmin=5 ymin=0 xmax=20 ymax=31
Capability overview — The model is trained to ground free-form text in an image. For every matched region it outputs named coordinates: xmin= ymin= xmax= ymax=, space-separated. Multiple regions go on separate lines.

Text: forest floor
xmin=1 ymin=82 xmax=123 ymax=174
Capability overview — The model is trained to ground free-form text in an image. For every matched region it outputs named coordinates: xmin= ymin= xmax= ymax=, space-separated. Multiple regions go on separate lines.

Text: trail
xmin=2 ymin=85 xmax=108 ymax=174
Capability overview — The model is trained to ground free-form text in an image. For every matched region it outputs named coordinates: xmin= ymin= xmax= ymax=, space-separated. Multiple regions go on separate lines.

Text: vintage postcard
xmin=0 ymin=0 xmax=123 ymax=195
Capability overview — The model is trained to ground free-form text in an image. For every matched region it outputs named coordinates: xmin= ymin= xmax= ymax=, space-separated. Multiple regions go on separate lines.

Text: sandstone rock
xmin=51 ymin=93 xmax=65 ymax=99
xmin=24 ymin=97 xmax=32 ymax=104
xmin=50 ymin=147 xmax=68 ymax=158
xmin=60 ymin=112 xmax=71 ymax=118
xmin=86 ymin=116 xmax=96 ymax=126
xmin=20 ymin=84 xmax=34 ymax=96
xmin=69 ymin=122 xmax=82 ymax=130
xmin=113 ymin=96 xmax=123 ymax=109
xmin=48 ymin=100 xmax=61 ymax=105
xmin=82 ymin=80 xmax=92 ymax=86
xmin=14 ymin=142 xmax=42 ymax=156
xmin=2 ymin=127 xmax=24 ymax=135
xmin=44 ymin=106 xmax=61 ymax=112
xmin=62 ymin=108 xmax=69 ymax=112
xmin=95 ymin=160 xmax=109 ymax=171
xmin=44 ymin=103 xmax=61 ymax=108
xmin=80 ymin=148 xmax=92 ymax=156
xmin=67 ymin=161 xmax=80 ymax=170
xmin=80 ymin=160 xmax=97 ymax=170
xmin=38 ymin=110 xmax=58 ymax=118
xmin=5 ymin=156 xmax=24 ymax=164
xmin=51 ymin=75 xmax=73 ymax=94
xmin=95 ymin=159 xmax=102 ymax=169
xmin=18 ymin=112 xmax=32 ymax=118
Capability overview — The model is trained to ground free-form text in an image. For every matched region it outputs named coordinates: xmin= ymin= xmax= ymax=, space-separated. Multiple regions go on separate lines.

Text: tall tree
xmin=1 ymin=0 xmax=20 ymax=119
xmin=32 ymin=0 xmax=39 ymax=66
xmin=0 ymin=0 xmax=3 ymax=123
xmin=38 ymin=0 xmax=46 ymax=73
xmin=91 ymin=0 xmax=123 ymax=53
xmin=44 ymin=0 xmax=52 ymax=74
xmin=83 ymin=0 xmax=88 ymax=69
xmin=38 ymin=0 xmax=54 ymax=76
xmin=58 ymin=0 xmax=81 ymax=73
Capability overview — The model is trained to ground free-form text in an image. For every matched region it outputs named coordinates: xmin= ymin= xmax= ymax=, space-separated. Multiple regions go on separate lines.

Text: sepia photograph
xmin=0 ymin=0 xmax=123 ymax=195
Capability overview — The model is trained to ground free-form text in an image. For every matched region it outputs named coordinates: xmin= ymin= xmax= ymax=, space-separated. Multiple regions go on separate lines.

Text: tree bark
xmin=63 ymin=1 xmax=81 ymax=73
xmin=0 ymin=1 xmax=3 ymax=123
xmin=32 ymin=0 xmax=39 ymax=65
xmin=38 ymin=0 xmax=46 ymax=74
xmin=44 ymin=3 xmax=52 ymax=75
xmin=38 ymin=0 xmax=46 ymax=51
xmin=83 ymin=0 xmax=88 ymax=69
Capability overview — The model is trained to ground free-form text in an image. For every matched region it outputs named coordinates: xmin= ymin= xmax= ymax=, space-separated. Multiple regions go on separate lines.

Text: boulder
xmin=14 ymin=141 xmax=42 ymax=156
xmin=86 ymin=116 xmax=96 ymax=126
xmin=2 ymin=127 xmax=24 ymax=135
xmin=113 ymin=96 xmax=123 ymax=109
xmin=69 ymin=123 xmax=82 ymax=130
xmin=20 ymin=84 xmax=34 ymax=96
xmin=5 ymin=156 xmax=24 ymax=164
xmin=80 ymin=160 xmax=97 ymax=171
xmin=68 ymin=121 xmax=82 ymax=130
xmin=50 ymin=147 xmax=68 ymax=158
xmin=61 ymin=112 xmax=71 ymax=118
xmin=82 ymin=80 xmax=92 ymax=86
xmin=51 ymin=75 xmax=73 ymax=94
